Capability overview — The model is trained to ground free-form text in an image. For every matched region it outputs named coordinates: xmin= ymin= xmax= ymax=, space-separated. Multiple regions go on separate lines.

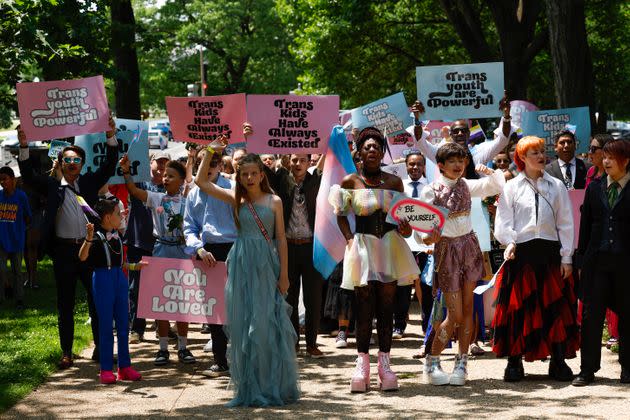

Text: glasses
xmin=450 ymin=127 xmax=469 ymax=134
xmin=495 ymin=159 xmax=510 ymax=164
xmin=63 ymin=157 xmax=82 ymax=164
xmin=589 ymin=145 xmax=602 ymax=153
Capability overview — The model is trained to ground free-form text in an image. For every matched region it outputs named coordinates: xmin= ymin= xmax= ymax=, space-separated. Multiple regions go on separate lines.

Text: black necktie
xmin=564 ymin=163 xmax=573 ymax=189
xmin=411 ymin=181 xmax=419 ymax=198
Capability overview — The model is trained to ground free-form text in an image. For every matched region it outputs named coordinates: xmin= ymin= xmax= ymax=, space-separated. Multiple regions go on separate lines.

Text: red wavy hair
xmin=514 ymin=136 xmax=545 ymax=172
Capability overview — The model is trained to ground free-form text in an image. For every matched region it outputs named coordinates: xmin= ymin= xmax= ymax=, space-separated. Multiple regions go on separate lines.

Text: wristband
xmin=84 ymin=239 xmax=93 ymax=243
xmin=503 ymin=116 xmax=511 ymax=121
xmin=128 ymin=263 xmax=137 ymax=271
xmin=197 ymin=248 xmax=205 ymax=257
xmin=206 ymin=146 xmax=216 ymax=154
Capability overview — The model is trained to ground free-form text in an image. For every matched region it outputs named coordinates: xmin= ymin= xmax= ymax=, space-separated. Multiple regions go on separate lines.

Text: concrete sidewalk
xmin=3 ymin=304 xmax=629 ymax=419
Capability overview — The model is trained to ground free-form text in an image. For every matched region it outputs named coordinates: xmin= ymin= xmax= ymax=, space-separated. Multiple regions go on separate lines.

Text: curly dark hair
xmin=356 ymin=127 xmax=386 ymax=153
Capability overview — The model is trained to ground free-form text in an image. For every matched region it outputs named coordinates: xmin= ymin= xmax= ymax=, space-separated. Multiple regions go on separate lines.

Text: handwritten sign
xmin=388 ymin=198 xmax=448 ymax=233
xmin=75 ymin=131 xmax=150 ymax=184
xmin=381 ymin=162 xmax=407 ymax=178
xmin=520 ymin=106 xmax=591 ymax=155
xmin=351 ymin=93 xmax=413 ymax=146
xmin=137 ymin=257 xmax=227 ymax=324
xmin=246 ymin=94 xmax=339 ymax=154
xmin=416 ymin=62 xmax=504 ymax=121
xmin=48 ymin=140 xmax=71 ymax=160
xmin=166 ymin=94 xmax=246 ymax=144
xmin=16 ymin=76 xmax=109 ymax=141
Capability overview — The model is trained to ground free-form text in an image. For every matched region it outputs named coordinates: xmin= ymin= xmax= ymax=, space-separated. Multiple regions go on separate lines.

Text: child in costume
xmin=78 ymin=199 xmax=142 ymax=384
xmin=420 ymin=142 xmax=505 ymax=386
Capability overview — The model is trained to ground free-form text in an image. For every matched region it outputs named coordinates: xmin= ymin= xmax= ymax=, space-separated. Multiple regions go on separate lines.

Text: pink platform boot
xmin=350 ymin=352 xmax=370 ymax=393
xmin=118 ymin=366 xmax=142 ymax=381
xmin=377 ymin=351 xmax=399 ymax=391
xmin=100 ymin=370 xmax=117 ymax=384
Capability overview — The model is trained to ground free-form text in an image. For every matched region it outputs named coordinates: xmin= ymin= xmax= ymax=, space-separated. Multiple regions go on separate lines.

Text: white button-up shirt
xmin=494 ymin=171 xmax=574 ymax=264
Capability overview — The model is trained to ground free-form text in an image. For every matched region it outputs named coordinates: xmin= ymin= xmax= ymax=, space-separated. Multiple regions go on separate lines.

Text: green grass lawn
xmin=0 ymin=258 xmax=93 ymax=412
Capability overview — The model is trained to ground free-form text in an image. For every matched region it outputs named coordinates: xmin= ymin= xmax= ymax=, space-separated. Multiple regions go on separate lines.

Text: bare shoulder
xmin=382 ymin=171 xmax=404 ymax=192
xmin=341 ymin=173 xmax=360 ymax=188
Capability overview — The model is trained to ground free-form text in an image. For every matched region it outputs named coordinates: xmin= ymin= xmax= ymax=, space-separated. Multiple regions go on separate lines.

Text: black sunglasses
xmin=589 ymin=145 xmax=602 ymax=153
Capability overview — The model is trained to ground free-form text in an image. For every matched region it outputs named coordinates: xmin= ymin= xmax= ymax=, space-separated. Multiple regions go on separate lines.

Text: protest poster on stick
xmin=75 ymin=130 xmax=150 ymax=184
xmin=166 ymin=94 xmax=247 ymax=144
xmin=137 ymin=257 xmax=227 ymax=324
xmin=246 ymin=94 xmax=339 ymax=154
xmin=520 ymin=106 xmax=591 ymax=155
xmin=351 ymin=92 xmax=413 ymax=146
xmin=416 ymin=62 xmax=504 ymax=121
xmin=48 ymin=140 xmax=71 ymax=160
xmin=16 ymin=75 xmax=110 ymax=141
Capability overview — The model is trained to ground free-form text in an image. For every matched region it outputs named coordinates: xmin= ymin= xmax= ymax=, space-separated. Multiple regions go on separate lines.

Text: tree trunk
xmin=544 ymin=0 xmax=596 ymax=131
xmin=111 ymin=0 xmax=141 ymax=119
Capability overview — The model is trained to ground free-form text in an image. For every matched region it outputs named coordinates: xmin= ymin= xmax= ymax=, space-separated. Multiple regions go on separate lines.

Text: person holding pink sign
xmin=419 ymin=142 xmax=505 ymax=386
xmin=195 ymin=140 xmax=299 ymax=407
xmin=330 ymin=127 xmax=418 ymax=393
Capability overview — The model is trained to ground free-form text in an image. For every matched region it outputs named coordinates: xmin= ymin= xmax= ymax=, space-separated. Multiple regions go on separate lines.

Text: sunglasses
xmin=63 ymin=157 xmax=83 ymax=164
xmin=495 ymin=159 xmax=510 ymax=164
xmin=589 ymin=145 xmax=602 ymax=153
xmin=450 ymin=127 xmax=469 ymax=134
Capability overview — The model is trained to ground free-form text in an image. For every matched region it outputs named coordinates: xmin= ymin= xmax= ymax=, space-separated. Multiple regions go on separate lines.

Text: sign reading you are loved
xmin=16 ymin=75 xmax=110 ymax=141
xmin=416 ymin=62 xmax=504 ymax=121
xmin=166 ymin=94 xmax=246 ymax=144
xmin=351 ymin=92 xmax=414 ymax=145
xmin=137 ymin=257 xmax=227 ymax=324
xmin=246 ymin=95 xmax=339 ymax=154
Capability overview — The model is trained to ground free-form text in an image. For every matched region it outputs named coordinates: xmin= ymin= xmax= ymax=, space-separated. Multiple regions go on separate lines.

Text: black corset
xmin=355 ymin=212 xmax=397 ymax=238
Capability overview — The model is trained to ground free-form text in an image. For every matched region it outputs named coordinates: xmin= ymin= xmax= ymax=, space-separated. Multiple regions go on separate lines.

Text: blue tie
xmin=411 ymin=181 xmax=419 ymax=198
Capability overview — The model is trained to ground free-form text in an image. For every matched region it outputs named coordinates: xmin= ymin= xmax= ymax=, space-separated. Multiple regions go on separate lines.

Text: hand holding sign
xmin=387 ymin=197 xmax=448 ymax=235
xmin=411 ymin=100 xmax=426 ymax=120
xmin=499 ymin=90 xmax=511 ymax=118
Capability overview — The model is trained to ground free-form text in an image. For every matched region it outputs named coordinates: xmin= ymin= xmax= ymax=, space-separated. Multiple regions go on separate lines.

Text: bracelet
xmin=503 ymin=116 xmax=511 ymax=121
xmin=206 ymin=146 xmax=216 ymax=154
xmin=84 ymin=239 xmax=93 ymax=243
xmin=197 ymin=248 xmax=205 ymax=256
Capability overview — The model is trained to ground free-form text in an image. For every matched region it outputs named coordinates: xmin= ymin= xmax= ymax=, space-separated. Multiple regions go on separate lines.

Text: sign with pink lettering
xmin=246 ymin=94 xmax=339 ymax=154
xmin=16 ymin=76 xmax=109 ymax=141
xmin=387 ymin=198 xmax=449 ymax=233
xmin=137 ymin=257 xmax=227 ymax=324
xmin=569 ymin=189 xmax=586 ymax=249
xmin=165 ymin=94 xmax=247 ymax=144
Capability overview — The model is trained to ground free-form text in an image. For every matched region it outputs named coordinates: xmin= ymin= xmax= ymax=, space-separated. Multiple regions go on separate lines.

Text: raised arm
xmin=471 ymin=92 xmax=513 ymax=165
xmin=120 ymin=154 xmax=148 ymax=202
xmin=272 ymin=195 xmax=289 ymax=295
xmin=92 ymin=113 xmax=120 ymax=188
xmin=465 ymin=165 xmax=506 ymax=197
xmin=410 ymin=101 xmax=439 ymax=164
xmin=194 ymin=143 xmax=236 ymax=206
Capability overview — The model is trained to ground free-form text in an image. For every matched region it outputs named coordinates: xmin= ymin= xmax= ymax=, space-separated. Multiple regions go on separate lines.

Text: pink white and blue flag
xmin=313 ymin=125 xmax=356 ymax=279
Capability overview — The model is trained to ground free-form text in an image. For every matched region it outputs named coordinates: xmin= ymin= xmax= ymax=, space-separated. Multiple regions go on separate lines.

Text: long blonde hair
xmin=233 ymin=153 xmax=275 ymax=229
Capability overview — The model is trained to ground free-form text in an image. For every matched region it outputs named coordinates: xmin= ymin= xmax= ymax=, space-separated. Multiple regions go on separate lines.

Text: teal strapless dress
xmin=224 ymin=203 xmax=300 ymax=407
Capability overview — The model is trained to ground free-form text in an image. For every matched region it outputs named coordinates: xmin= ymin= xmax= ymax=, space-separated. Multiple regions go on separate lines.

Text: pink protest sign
xmin=246 ymin=94 xmax=339 ymax=154
xmin=510 ymin=100 xmax=538 ymax=127
xmin=425 ymin=121 xmax=452 ymax=144
xmin=166 ymin=94 xmax=246 ymax=144
xmin=569 ymin=189 xmax=586 ymax=249
xmin=16 ymin=76 xmax=109 ymax=142
xmin=137 ymin=257 xmax=227 ymax=324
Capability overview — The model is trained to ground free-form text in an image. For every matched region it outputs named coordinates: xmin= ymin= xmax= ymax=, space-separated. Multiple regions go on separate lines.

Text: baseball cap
xmin=151 ymin=151 xmax=172 ymax=161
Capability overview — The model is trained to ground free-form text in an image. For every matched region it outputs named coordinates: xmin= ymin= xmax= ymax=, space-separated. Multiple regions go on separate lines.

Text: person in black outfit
xmin=573 ymin=138 xmax=630 ymax=386
xmin=17 ymin=117 xmax=118 ymax=368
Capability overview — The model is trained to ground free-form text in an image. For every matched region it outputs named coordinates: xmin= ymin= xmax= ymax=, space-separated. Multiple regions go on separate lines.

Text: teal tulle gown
xmin=225 ymin=201 xmax=300 ymax=407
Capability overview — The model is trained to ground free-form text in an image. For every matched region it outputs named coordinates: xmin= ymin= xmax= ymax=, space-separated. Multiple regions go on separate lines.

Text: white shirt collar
xmin=407 ymin=176 xmax=427 ymax=185
xmin=60 ymin=177 xmax=79 ymax=190
xmin=607 ymin=171 xmax=630 ymax=189
xmin=515 ymin=170 xmax=555 ymax=185
xmin=437 ymin=174 xmax=459 ymax=188
xmin=557 ymin=157 xmax=576 ymax=168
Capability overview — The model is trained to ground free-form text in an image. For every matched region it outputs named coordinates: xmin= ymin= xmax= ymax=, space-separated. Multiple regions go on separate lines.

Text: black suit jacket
xmin=545 ymin=158 xmax=588 ymax=189
xmin=265 ymin=166 xmax=322 ymax=232
xmin=18 ymin=144 xmax=118 ymax=257
xmin=576 ymin=176 xmax=630 ymax=272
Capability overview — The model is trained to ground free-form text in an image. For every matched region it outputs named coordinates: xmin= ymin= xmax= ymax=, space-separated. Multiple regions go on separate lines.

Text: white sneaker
xmin=335 ymin=330 xmax=348 ymax=348
xmin=426 ymin=355 xmax=450 ymax=385
xmin=203 ymin=339 xmax=213 ymax=352
xmin=449 ymin=354 xmax=468 ymax=386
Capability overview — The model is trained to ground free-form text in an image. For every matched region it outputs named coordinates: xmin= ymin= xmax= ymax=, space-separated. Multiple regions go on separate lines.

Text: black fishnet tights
xmin=354 ymin=281 xmax=396 ymax=353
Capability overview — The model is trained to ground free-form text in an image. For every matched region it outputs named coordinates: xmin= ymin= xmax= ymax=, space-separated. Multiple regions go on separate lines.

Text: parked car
xmin=148 ymin=128 xmax=162 ymax=149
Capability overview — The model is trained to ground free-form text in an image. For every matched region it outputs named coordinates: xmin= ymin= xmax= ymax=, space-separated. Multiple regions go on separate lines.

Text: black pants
xmin=52 ymin=241 xmax=99 ymax=356
xmin=127 ymin=245 xmax=152 ymax=336
xmin=287 ymin=242 xmax=323 ymax=347
xmin=201 ymin=242 xmax=233 ymax=366
xmin=580 ymin=252 xmax=630 ymax=373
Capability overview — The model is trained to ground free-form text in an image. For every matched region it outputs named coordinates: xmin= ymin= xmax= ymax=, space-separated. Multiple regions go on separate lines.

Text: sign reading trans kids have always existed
xmin=416 ymin=62 xmax=504 ymax=121
xmin=166 ymin=94 xmax=246 ymax=144
xmin=351 ymin=92 xmax=414 ymax=145
xmin=16 ymin=76 xmax=109 ymax=141
xmin=246 ymin=95 xmax=339 ymax=154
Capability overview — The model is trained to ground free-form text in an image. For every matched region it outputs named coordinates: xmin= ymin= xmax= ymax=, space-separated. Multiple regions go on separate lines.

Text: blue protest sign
xmin=48 ymin=140 xmax=71 ymax=160
xmin=115 ymin=118 xmax=149 ymax=149
xmin=351 ymin=92 xmax=414 ymax=145
xmin=75 ymin=130 xmax=150 ymax=184
xmin=520 ymin=106 xmax=591 ymax=154
xmin=416 ymin=62 xmax=504 ymax=121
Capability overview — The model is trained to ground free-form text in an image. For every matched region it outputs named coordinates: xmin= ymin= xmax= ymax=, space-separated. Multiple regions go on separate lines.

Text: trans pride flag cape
xmin=313 ymin=125 xmax=356 ymax=280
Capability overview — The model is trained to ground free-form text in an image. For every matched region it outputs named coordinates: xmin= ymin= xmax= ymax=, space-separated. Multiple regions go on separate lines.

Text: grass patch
xmin=0 ymin=258 xmax=93 ymax=412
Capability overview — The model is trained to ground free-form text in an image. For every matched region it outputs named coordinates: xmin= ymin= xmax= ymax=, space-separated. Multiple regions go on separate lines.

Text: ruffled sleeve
xmin=328 ymin=185 xmax=353 ymax=216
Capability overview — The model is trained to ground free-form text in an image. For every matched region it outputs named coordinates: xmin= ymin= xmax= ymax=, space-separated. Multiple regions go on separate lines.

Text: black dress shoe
xmin=572 ymin=371 xmax=594 ymax=386
xmin=549 ymin=358 xmax=574 ymax=381
xmin=621 ymin=369 xmax=630 ymax=384
xmin=200 ymin=324 xmax=212 ymax=334
xmin=504 ymin=357 xmax=525 ymax=382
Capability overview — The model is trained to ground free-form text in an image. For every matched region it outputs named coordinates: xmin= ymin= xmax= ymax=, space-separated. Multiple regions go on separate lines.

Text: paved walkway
xmin=3 ymin=304 xmax=629 ymax=419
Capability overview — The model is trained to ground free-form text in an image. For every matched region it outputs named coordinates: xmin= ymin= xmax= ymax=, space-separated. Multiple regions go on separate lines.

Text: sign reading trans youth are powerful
xmin=416 ymin=62 xmax=504 ymax=121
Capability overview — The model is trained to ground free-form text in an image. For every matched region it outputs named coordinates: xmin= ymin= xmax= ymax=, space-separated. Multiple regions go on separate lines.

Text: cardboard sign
xmin=416 ymin=62 xmax=504 ymax=121
xmin=246 ymin=94 xmax=339 ymax=154
xmin=48 ymin=140 xmax=71 ymax=160
xmin=569 ymin=189 xmax=586 ymax=249
xmin=520 ymin=106 xmax=591 ymax=155
xmin=16 ymin=75 xmax=109 ymax=141
xmin=75 ymin=130 xmax=150 ymax=184
xmin=166 ymin=94 xmax=246 ymax=144
xmin=509 ymin=100 xmax=538 ymax=127
xmin=137 ymin=257 xmax=227 ymax=324
xmin=351 ymin=92 xmax=413 ymax=146
xmin=388 ymin=198 xmax=448 ymax=233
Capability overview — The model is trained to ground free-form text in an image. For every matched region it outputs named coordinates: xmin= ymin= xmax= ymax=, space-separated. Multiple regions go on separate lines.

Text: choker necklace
xmin=360 ymin=169 xmax=384 ymax=187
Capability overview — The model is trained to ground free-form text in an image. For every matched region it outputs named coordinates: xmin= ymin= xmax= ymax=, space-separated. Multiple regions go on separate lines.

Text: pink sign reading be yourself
xmin=16 ymin=75 xmax=110 ymax=141
xmin=137 ymin=257 xmax=227 ymax=324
